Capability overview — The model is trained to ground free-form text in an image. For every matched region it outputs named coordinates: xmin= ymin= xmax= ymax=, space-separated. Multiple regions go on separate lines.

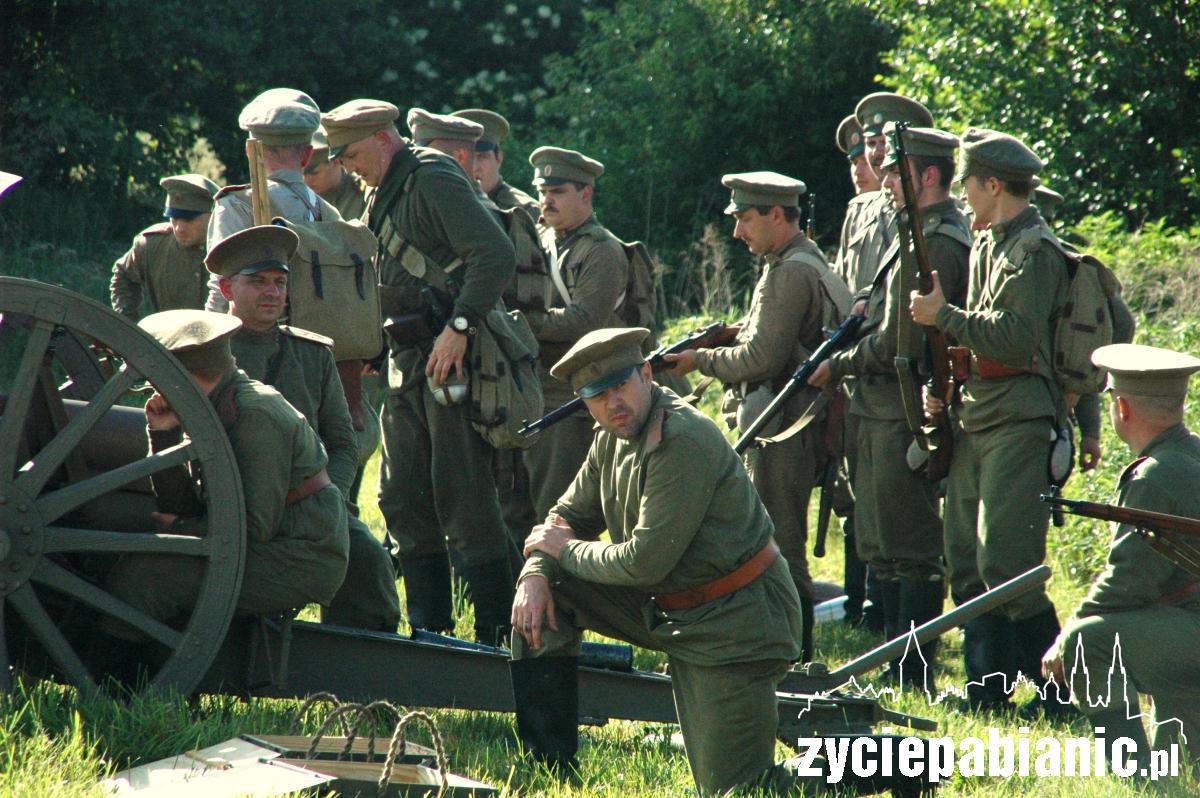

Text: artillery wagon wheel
xmin=0 ymin=277 xmax=245 ymax=695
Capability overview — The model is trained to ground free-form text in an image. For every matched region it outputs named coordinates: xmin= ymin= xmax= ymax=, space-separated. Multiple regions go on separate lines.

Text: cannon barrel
xmin=781 ymin=565 xmax=1052 ymax=693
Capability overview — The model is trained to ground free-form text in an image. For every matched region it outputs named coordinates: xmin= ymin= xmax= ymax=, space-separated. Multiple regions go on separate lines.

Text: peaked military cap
xmin=322 ymin=99 xmax=401 ymax=157
xmin=956 ymin=128 xmax=1044 ymax=182
xmin=406 ymin=108 xmax=483 ymax=145
xmin=308 ymin=126 xmax=331 ymax=165
xmin=139 ymin=309 xmax=242 ymax=374
xmin=855 ymin=92 xmax=933 ymax=136
xmin=551 ymin=327 xmax=650 ymax=398
xmin=1033 ymin=182 xmax=1064 ymax=210
xmin=452 ymin=108 xmax=509 ymax=152
xmin=159 ymin=174 xmax=218 ymax=219
xmin=721 ymin=171 xmax=806 ymax=215
xmin=1092 ymin=344 xmax=1200 ymax=401
xmin=836 ymin=114 xmax=865 ymax=159
xmin=881 ymin=124 xmax=959 ymax=169
xmin=0 ymin=172 xmax=22 ymax=198
xmin=530 ymin=147 xmax=604 ymax=186
xmin=204 ymin=224 xmax=298 ymax=279
xmin=238 ymin=88 xmax=321 ymax=146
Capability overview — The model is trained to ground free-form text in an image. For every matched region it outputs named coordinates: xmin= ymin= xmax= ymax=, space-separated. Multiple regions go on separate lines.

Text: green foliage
xmin=871 ymin=0 xmax=1200 ymax=228
xmin=537 ymin=0 xmax=895 ymax=268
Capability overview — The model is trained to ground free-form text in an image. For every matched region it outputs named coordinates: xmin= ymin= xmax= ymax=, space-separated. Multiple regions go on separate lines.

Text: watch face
xmin=453 ymin=316 xmax=469 ymax=332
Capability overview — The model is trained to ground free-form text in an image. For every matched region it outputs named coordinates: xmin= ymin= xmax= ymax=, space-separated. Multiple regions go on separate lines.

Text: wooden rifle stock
xmin=892 ymin=122 xmax=954 ymax=480
xmin=248 ymin=139 xmax=271 ymax=226
xmin=1042 ymin=494 xmax=1200 ymax=577
xmin=517 ymin=321 xmax=740 ymax=437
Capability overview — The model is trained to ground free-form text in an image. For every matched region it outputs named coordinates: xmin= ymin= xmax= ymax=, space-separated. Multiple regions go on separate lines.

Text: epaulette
xmin=278 ymin=324 xmax=334 ymax=348
xmin=142 ymin=221 xmax=173 ymax=236
xmin=214 ymin=183 xmax=251 ymax=200
xmin=1119 ymin=455 xmax=1150 ymax=487
xmin=214 ymin=382 xmax=239 ymax=430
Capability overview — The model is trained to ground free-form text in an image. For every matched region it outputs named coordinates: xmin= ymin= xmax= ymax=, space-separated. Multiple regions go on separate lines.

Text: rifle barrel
xmin=1042 ymin=495 xmax=1200 ymax=537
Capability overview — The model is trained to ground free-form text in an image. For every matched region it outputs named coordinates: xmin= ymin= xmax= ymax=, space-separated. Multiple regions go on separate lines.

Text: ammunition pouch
xmin=383 ymin=313 xmax=435 ymax=348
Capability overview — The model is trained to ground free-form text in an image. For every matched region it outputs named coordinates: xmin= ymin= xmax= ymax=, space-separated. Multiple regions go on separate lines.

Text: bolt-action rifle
xmin=518 ymin=321 xmax=740 ymax=437
xmin=1041 ymin=494 xmax=1200 ymax=577
xmin=891 ymin=122 xmax=955 ymax=481
xmin=733 ymin=313 xmax=865 ymax=455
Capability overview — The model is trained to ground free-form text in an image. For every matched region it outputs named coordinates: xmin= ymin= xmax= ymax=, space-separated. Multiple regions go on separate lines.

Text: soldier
xmin=910 ymin=129 xmax=1069 ymax=711
xmin=106 ymin=310 xmax=349 ymax=632
xmin=810 ymin=127 xmax=970 ymax=684
xmin=666 ymin=172 xmax=850 ymax=662
xmin=206 ymin=88 xmax=341 ymax=312
xmin=451 ymin=108 xmax=540 ymax=219
xmin=304 ymin=126 xmax=368 ymax=221
xmin=211 ymin=225 xmax=400 ymax=632
xmin=1043 ymin=344 xmax=1200 ymax=769
xmin=522 ymin=147 xmax=631 ymax=522
xmin=110 ymin=174 xmax=217 ymax=319
xmin=321 ymin=99 xmax=517 ymax=645
xmin=406 ymin=108 xmax=484 ymax=180
xmin=510 ymin=327 xmax=802 ymax=795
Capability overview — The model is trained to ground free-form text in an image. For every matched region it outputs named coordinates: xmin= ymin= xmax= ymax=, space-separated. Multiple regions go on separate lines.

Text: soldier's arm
xmin=205 ymin=196 xmax=252 ymax=312
xmin=521 ymin=440 xmax=607 ymax=585
xmin=146 ymin=427 xmax=206 ymax=517
xmin=230 ymin=408 xmax=295 ymax=543
xmin=414 ymin=166 xmax=514 ymax=322
xmin=110 ymin=237 xmax=146 ymax=319
xmin=928 ymin=235 xmax=971 ymax=310
xmin=314 ymin=348 xmax=359 ymax=496
xmin=534 ymin=237 xmax=627 ymax=342
xmin=934 ymin=243 xmax=1062 ymax=364
xmin=827 ymin=274 xmax=894 ymax=381
xmin=1075 ymin=478 xmax=1187 ymax=616
xmin=693 ymin=265 xmax=816 ymax=384
xmin=557 ymin=431 xmax=710 ymax=587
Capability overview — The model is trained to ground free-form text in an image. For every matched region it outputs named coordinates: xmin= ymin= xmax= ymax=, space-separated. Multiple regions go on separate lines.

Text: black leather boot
xmin=1014 ymin=607 xmax=1075 ymax=719
xmin=399 ymin=552 xmax=455 ymax=633
xmin=460 ymin=557 xmax=516 ymax=647
xmin=962 ymin=613 xmax=1015 ymax=711
xmin=509 ymin=656 xmax=580 ymax=777
xmin=799 ymin=596 xmax=815 ymax=663
xmin=862 ymin=566 xmax=886 ymax=634
xmin=841 ymin=515 xmax=867 ymax=627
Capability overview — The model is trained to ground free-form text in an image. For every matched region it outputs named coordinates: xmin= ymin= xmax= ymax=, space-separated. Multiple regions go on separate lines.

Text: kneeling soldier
xmin=1043 ymin=344 xmax=1200 ymax=769
xmin=106 ymin=310 xmax=350 ymax=630
xmin=510 ymin=327 xmax=802 ymax=796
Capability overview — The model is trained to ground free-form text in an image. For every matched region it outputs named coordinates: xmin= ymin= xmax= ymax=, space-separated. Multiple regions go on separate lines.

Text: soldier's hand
xmin=426 ymin=326 xmax=468 ymax=386
xmin=909 ymin=270 xmax=945 ymax=326
xmin=808 ymin=360 xmax=832 ymax=388
xmin=1041 ymin=646 xmax=1066 ymax=687
xmin=524 ymin=518 xmax=576 ymax=561
xmin=661 ymin=349 xmax=699 ymax=376
xmin=1079 ymin=435 xmax=1102 ymax=471
xmin=512 ymin=574 xmax=558 ymax=650
xmin=151 ymin=512 xmax=180 ymax=532
xmin=144 ymin=391 xmax=180 ymax=431
xmin=851 ymin=298 xmax=868 ymax=317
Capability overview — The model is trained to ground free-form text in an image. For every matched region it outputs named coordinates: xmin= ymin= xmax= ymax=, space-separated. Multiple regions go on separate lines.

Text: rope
xmin=379 ymin=710 xmax=448 ymax=798
xmin=289 ymin=692 xmax=349 ymax=736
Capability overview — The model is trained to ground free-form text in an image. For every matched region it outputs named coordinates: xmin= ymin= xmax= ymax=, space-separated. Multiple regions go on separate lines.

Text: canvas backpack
xmin=618 ymin=240 xmax=659 ymax=334
xmin=499 ymin=206 xmax=553 ymax=316
xmin=272 ymin=217 xmax=383 ymax=361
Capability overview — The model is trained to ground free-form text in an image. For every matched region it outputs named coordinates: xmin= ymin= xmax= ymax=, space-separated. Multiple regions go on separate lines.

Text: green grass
xmin=3 ymin=212 xmax=1200 ymax=795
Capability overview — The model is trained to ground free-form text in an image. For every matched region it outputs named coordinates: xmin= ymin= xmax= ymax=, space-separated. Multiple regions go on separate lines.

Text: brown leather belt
xmin=286 ymin=468 xmax=331 ymax=506
xmin=948 ymin=346 xmax=1030 ymax=380
xmin=1157 ymin=581 xmax=1200 ymax=606
xmin=652 ymin=539 xmax=780 ymax=612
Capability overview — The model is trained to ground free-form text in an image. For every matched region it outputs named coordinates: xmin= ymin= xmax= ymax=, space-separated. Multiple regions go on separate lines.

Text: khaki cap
xmin=956 ymin=128 xmax=1044 ymax=182
xmin=881 ymin=124 xmax=959 ymax=169
xmin=1092 ymin=344 xmax=1200 ymax=401
xmin=855 ymin=92 xmax=933 ymax=136
xmin=309 ymin=126 xmax=331 ymax=164
xmin=406 ymin=108 xmax=483 ymax=145
xmin=551 ymin=327 xmax=650 ymax=398
xmin=238 ymin=89 xmax=321 ymax=146
xmin=139 ymin=309 xmax=242 ymax=374
xmin=836 ymin=114 xmax=865 ymax=159
xmin=204 ymin=224 xmax=298 ymax=279
xmin=322 ymin=99 xmax=401 ymax=157
xmin=1034 ymin=183 xmax=1064 ymax=210
xmin=159 ymin=174 xmax=218 ymax=218
xmin=721 ymin=171 xmax=806 ymax=215
xmin=452 ymin=108 xmax=509 ymax=152
xmin=530 ymin=146 xmax=604 ymax=186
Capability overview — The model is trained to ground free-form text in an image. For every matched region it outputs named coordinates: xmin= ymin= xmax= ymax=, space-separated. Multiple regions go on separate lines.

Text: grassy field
xmin=2 ymin=208 xmax=1199 ymax=796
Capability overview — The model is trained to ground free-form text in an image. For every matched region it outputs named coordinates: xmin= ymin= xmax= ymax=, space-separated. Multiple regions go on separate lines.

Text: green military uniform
xmin=931 ymin=130 xmax=1069 ymax=706
xmin=310 ymin=126 xmax=369 ymax=222
xmin=1054 ymin=345 xmax=1200 ymax=766
xmin=110 ymin=174 xmax=217 ymax=319
xmin=491 ymin=181 xmax=539 ymax=220
xmin=512 ymin=328 xmax=801 ymax=797
xmin=522 ymin=148 xmax=630 ymax=523
xmin=107 ymin=311 xmax=349 ymax=630
xmin=323 ymin=100 xmax=517 ymax=643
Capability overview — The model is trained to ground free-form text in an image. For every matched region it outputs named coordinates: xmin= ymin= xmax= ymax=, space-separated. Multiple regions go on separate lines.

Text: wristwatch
xmin=450 ymin=315 xmax=476 ymax=336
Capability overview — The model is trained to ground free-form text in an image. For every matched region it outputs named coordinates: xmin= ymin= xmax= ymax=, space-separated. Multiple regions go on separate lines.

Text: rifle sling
xmin=754 ymin=392 xmax=830 ymax=448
